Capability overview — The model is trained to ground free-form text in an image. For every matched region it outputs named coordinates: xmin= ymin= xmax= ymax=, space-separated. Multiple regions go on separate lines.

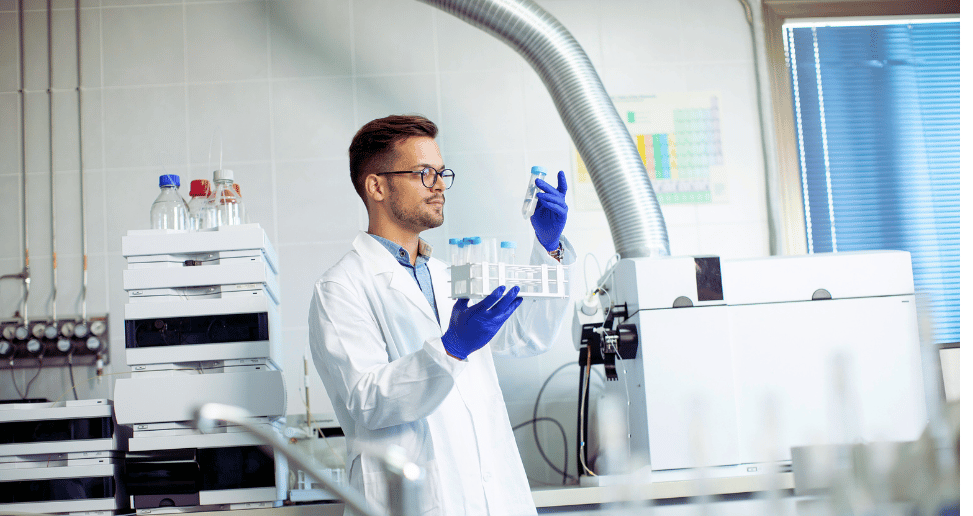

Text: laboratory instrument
xmin=149 ymin=174 xmax=188 ymax=230
xmin=521 ymin=166 xmax=546 ymax=218
xmin=0 ymin=399 xmax=130 ymax=516
xmin=115 ymin=223 xmax=287 ymax=513
xmin=577 ymin=250 xmax=928 ymax=484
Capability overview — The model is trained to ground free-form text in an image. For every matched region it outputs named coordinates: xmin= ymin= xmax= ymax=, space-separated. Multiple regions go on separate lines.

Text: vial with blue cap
xmin=467 ymin=236 xmax=483 ymax=263
xmin=522 ymin=166 xmax=547 ymax=218
xmin=150 ymin=174 xmax=189 ymax=230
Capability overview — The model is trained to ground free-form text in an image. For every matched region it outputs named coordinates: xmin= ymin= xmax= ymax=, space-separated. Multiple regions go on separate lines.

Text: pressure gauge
xmin=90 ymin=320 xmax=107 ymax=337
xmin=1 ymin=325 xmax=15 ymax=341
xmin=14 ymin=325 xmax=28 ymax=341
xmin=31 ymin=323 xmax=46 ymax=338
xmin=44 ymin=324 xmax=58 ymax=340
xmin=74 ymin=323 xmax=89 ymax=339
xmin=86 ymin=336 xmax=104 ymax=353
xmin=60 ymin=321 xmax=76 ymax=338
xmin=57 ymin=338 xmax=73 ymax=353
xmin=0 ymin=340 xmax=12 ymax=358
xmin=26 ymin=338 xmax=43 ymax=355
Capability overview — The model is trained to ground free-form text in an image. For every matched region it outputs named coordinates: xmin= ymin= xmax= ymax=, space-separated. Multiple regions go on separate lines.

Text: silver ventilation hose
xmin=418 ymin=0 xmax=670 ymax=258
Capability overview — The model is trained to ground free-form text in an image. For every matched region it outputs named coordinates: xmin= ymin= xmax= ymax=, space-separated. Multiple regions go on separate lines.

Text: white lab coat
xmin=308 ymin=231 xmax=574 ymax=516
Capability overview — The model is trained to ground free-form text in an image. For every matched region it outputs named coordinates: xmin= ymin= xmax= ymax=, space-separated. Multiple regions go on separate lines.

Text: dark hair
xmin=349 ymin=114 xmax=438 ymax=203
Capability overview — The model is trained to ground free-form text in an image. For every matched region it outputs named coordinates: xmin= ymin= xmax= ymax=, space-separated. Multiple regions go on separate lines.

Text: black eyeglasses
xmin=377 ymin=167 xmax=455 ymax=189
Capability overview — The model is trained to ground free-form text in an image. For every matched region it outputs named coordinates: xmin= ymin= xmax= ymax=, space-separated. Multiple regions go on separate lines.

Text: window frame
xmin=759 ymin=0 xmax=959 ymax=256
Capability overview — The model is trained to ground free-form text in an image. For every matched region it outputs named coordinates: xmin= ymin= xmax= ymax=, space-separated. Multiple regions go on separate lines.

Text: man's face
xmin=383 ymin=136 xmax=446 ymax=233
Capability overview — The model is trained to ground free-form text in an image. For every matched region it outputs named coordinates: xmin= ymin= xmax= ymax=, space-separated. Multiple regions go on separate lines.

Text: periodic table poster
xmin=572 ymin=93 xmax=729 ymax=211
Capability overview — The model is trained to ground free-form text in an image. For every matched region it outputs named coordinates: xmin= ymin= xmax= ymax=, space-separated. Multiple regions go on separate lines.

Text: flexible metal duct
xmin=418 ymin=0 xmax=670 ymax=258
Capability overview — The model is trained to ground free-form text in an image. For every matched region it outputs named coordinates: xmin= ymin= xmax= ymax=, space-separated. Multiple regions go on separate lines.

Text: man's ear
xmin=364 ymin=174 xmax=387 ymax=203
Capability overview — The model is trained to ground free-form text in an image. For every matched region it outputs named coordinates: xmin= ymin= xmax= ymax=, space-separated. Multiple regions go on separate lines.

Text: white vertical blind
xmin=784 ymin=18 xmax=959 ymax=345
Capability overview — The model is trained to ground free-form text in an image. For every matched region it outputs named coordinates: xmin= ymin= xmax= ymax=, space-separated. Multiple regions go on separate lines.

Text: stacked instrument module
xmin=114 ymin=224 xmax=288 ymax=513
xmin=0 ymin=399 xmax=129 ymax=515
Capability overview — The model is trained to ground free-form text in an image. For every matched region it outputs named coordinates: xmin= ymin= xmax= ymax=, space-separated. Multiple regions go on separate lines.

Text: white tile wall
xmin=0 ymin=12 xmax=20 ymax=93
xmin=102 ymin=85 xmax=188 ymax=169
xmin=271 ymin=77 xmax=355 ymax=161
xmin=185 ymin=0 xmax=269 ymax=83
xmin=1 ymin=0 xmax=776 ymax=485
xmin=101 ymin=4 xmax=185 ymax=88
xmin=268 ymin=0 xmax=352 ymax=79
xmin=0 ymin=93 xmax=18 ymax=175
xmin=187 ymin=81 xmax=272 ymax=164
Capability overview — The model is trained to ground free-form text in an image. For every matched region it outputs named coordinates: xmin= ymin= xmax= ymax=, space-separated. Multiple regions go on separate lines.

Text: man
xmin=308 ymin=114 xmax=574 ymax=515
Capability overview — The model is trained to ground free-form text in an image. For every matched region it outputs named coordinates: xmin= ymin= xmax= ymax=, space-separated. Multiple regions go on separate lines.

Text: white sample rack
xmin=450 ymin=262 xmax=569 ymax=299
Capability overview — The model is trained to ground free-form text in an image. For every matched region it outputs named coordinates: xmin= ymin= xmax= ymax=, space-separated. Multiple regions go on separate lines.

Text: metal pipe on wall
xmin=48 ymin=0 xmax=58 ymax=324
xmin=416 ymin=0 xmax=670 ymax=259
xmin=76 ymin=0 xmax=88 ymax=321
xmin=17 ymin=0 xmax=31 ymax=322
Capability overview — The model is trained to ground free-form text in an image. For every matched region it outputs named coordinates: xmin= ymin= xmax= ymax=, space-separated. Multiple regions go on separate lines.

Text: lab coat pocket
xmin=360 ymin=458 xmax=443 ymax=516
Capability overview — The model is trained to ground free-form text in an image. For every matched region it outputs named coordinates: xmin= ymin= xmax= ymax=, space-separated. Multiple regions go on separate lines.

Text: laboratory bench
xmin=177 ymin=473 xmax=811 ymax=515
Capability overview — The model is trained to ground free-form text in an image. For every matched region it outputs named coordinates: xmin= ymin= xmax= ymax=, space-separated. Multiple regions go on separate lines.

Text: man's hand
xmin=530 ymin=170 xmax=568 ymax=252
xmin=442 ymin=286 xmax=523 ymax=360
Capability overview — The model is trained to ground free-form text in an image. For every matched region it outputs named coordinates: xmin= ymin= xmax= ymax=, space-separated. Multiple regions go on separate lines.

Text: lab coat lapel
xmin=353 ymin=232 xmax=439 ymax=326
xmin=429 ymin=260 xmax=453 ymax=332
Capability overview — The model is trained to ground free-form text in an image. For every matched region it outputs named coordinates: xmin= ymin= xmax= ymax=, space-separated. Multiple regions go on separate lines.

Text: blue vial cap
xmin=500 ymin=241 xmax=516 ymax=249
xmin=530 ymin=166 xmax=547 ymax=176
xmin=449 ymin=238 xmax=458 ymax=245
xmin=469 ymin=236 xmax=482 ymax=244
xmin=159 ymin=174 xmax=181 ymax=188
xmin=457 ymin=241 xmax=466 ymax=248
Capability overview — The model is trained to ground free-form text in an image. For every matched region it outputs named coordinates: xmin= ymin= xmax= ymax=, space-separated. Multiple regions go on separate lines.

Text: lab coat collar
xmin=353 ymin=231 xmax=441 ymax=326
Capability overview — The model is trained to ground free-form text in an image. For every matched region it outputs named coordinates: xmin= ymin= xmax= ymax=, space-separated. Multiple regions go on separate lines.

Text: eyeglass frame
xmin=375 ymin=167 xmax=455 ymax=189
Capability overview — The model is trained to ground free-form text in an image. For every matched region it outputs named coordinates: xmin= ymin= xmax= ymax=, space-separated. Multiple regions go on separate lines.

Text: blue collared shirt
xmin=369 ymin=234 xmax=440 ymax=324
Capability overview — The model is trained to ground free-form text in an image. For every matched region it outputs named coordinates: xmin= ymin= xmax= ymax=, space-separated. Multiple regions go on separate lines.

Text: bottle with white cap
xmin=201 ymin=169 xmax=246 ymax=229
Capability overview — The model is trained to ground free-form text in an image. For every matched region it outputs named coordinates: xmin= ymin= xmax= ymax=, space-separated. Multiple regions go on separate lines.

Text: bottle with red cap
xmin=187 ymin=179 xmax=211 ymax=231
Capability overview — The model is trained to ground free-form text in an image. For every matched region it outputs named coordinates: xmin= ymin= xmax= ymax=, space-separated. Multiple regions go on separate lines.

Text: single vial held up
xmin=522 ymin=166 xmax=547 ymax=218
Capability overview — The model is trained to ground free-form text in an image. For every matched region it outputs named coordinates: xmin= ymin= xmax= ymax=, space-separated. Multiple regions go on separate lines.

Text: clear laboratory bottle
xmin=457 ymin=240 xmax=468 ymax=265
xmin=522 ymin=166 xmax=547 ymax=218
xmin=232 ymin=183 xmax=250 ymax=223
xmin=150 ymin=174 xmax=189 ymax=230
xmin=201 ymin=169 xmax=245 ymax=228
xmin=187 ymin=179 xmax=211 ymax=231
xmin=499 ymin=241 xmax=516 ymax=264
xmin=449 ymin=238 xmax=460 ymax=266
xmin=467 ymin=236 xmax=483 ymax=263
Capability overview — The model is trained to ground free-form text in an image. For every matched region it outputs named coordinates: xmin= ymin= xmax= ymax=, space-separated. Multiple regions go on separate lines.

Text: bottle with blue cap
xmin=522 ymin=166 xmax=547 ymax=218
xmin=449 ymin=238 xmax=460 ymax=266
xmin=467 ymin=236 xmax=483 ymax=263
xmin=150 ymin=174 xmax=189 ymax=230
xmin=499 ymin=241 xmax=516 ymax=265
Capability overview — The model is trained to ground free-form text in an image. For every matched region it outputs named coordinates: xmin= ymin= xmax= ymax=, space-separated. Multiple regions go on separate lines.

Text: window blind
xmin=784 ymin=19 xmax=959 ymax=345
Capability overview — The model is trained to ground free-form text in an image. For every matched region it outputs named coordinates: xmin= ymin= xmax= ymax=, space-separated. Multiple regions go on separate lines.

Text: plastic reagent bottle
xmin=187 ymin=179 xmax=211 ymax=231
xmin=522 ymin=166 xmax=547 ymax=218
xmin=449 ymin=238 xmax=460 ymax=266
xmin=499 ymin=241 xmax=516 ymax=264
xmin=201 ymin=169 xmax=245 ymax=229
xmin=468 ymin=236 xmax=483 ymax=263
xmin=150 ymin=174 xmax=189 ymax=230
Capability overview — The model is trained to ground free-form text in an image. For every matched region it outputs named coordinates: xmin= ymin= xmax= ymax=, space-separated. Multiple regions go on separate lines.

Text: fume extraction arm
xmin=418 ymin=0 xmax=671 ymax=259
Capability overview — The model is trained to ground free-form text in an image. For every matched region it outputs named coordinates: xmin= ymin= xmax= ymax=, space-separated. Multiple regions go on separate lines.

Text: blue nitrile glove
xmin=442 ymin=286 xmax=523 ymax=360
xmin=530 ymin=170 xmax=569 ymax=252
